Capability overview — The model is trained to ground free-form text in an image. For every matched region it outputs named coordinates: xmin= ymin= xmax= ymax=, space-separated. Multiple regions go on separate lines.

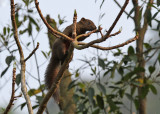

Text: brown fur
xmin=45 ymin=17 xmax=96 ymax=103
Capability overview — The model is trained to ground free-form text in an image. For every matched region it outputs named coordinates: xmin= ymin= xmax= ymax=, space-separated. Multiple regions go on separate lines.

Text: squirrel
xmin=45 ymin=17 xmax=96 ymax=103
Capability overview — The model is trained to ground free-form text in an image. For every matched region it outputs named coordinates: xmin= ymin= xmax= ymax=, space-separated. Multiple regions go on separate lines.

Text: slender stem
xmin=3 ymin=67 xmax=16 ymax=114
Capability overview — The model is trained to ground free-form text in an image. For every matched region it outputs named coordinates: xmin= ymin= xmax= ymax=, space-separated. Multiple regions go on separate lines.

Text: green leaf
xmin=15 ymin=74 xmax=21 ymax=86
xmin=7 ymin=27 xmax=10 ymax=33
xmin=100 ymin=0 xmax=105 ymax=9
xmin=123 ymin=67 xmax=145 ymax=81
xmin=78 ymin=83 xmax=85 ymax=89
xmin=22 ymin=0 xmax=29 ymax=6
xmin=141 ymin=86 xmax=149 ymax=98
xmin=5 ymin=56 xmax=15 ymax=66
xmin=92 ymin=109 xmax=100 ymax=114
xmin=96 ymin=83 xmax=106 ymax=94
xmin=3 ymin=27 xmax=6 ymax=35
xmin=144 ymin=43 xmax=152 ymax=49
xmin=111 ymin=63 xmax=116 ymax=78
xmin=96 ymin=95 xmax=104 ymax=109
xmin=29 ymin=16 xmax=40 ymax=31
xmin=129 ymin=55 xmax=137 ymax=62
xmin=125 ymin=93 xmax=133 ymax=100
xmin=98 ymin=57 xmax=105 ymax=69
xmin=20 ymin=102 xmax=26 ymax=110
xmin=32 ymin=105 xmax=39 ymax=109
xmin=131 ymin=86 xmax=136 ymax=95
xmin=36 ymin=96 xmax=43 ymax=103
xmin=41 ymin=51 xmax=47 ymax=58
xmin=138 ymin=8 xmax=143 ymax=22
xmin=68 ymin=80 xmax=77 ymax=90
xmin=118 ymin=67 xmax=124 ymax=76
xmin=88 ymin=87 xmax=94 ymax=98
xmin=149 ymin=84 xmax=157 ymax=95
xmin=134 ymin=99 xmax=139 ymax=110
xmin=1 ymin=67 xmax=9 ymax=77
xmin=146 ymin=9 xmax=152 ymax=27
xmin=157 ymin=0 xmax=160 ymax=6
xmin=27 ymin=42 xmax=31 ymax=47
xmin=88 ymin=87 xmax=95 ymax=106
xmin=28 ymin=9 xmax=33 ymax=13
xmin=148 ymin=66 xmax=155 ymax=74
xmin=152 ymin=12 xmax=159 ymax=20
xmin=127 ymin=7 xmax=135 ymax=19
xmin=19 ymin=28 xmax=28 ymax=35
xmin=28 ymin=22 xmax=32 ymax=35
xmin=73 ymin=94 xmax=79 ymax=103
xmin=128 ymin=46 xmax=135 ymax=55
xmin=28 ymin=89 xmax=36 ymax=96
xmin=74 ymin=9 xmax=77 ymax=16
xmin=58 ymin=14 xmax=66 ymax=25
xmin=78 ymin=103 xmax=85 ymax=111
xmin=119 ymin=89 xmax=125 ymax=98
xmin=75 ymin=69 xmax=80 ymax=77
xmin=107 ymin=97 xmax=118 ymax=112
xmin=158 ymin=53 xmax=160 ymax=64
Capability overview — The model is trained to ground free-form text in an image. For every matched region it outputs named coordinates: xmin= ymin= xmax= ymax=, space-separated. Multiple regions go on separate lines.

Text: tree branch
xmin=3 ymin=67 xmax=16 ymax=114
xmin=10 ymin=0 xmax=33 ymax=113
xmin=37 ymin=45 xmax=74 ymax=114
xmin=34 ymin=0 xmax=73 ymax=41
xmin=24 ymin=42 xmax=39 ymax=62
xmin=113 ymin=0 xmax=134 ymax=19
xmin=78 ymin=34 xmax=138 ymax=50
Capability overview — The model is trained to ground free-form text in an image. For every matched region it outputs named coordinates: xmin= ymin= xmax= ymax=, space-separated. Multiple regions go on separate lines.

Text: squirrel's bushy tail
xmin=45 ymin=56 xmax=61 ymax=103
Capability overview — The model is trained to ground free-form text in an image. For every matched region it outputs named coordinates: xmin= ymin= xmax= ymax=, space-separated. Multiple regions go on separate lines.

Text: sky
xmin=0 ymin=0 xmax=152 ymax=113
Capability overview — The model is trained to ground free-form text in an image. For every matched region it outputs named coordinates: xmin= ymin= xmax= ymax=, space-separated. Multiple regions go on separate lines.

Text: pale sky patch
xmin=0 ymin=0 xmax=8 ymax=7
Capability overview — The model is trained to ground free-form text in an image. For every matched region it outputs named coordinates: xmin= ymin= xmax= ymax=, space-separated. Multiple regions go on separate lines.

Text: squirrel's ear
xmin=81 ymin=17 xmax=86 ymax=21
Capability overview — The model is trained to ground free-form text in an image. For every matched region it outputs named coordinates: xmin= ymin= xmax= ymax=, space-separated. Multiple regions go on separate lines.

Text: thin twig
xmin=3 ymin=67 xmax=16 ymax=114
xmin=113 ymin=0 xmax=134 ymax=19
xmin=146 ymin=48 xmax=159 ymax=62
xmin=105 ymin=0 xmax=129 ymax=36
xmin=78 ymin=34 xmax=138 ymax=50
xmin=10 ymin=0 xmax=33 ymax=113
xmin=72 ymin=10 xmax=77 ymax=39
xmin=76 ymin=29 xmax=100 ymax=40
xmin=24 ymin=42 xmax=39 ymax=62
xmin=108 ymin=30 xmax=121 ymax=37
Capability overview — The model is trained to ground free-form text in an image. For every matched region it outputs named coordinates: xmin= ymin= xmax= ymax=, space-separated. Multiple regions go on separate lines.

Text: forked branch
xmin=78 ymin=34 xmax=139 ymax=50
xmin=11 ymin=0 xmax=33 ymax=113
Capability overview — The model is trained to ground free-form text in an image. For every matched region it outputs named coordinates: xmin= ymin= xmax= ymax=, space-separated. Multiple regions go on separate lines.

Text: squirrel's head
xmin=80 ymin=17 xmax=96 ymax=31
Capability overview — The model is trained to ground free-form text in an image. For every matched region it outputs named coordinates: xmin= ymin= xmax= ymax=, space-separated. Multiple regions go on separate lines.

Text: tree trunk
xmin=132 ymin=0 xmax=153 ymax=113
